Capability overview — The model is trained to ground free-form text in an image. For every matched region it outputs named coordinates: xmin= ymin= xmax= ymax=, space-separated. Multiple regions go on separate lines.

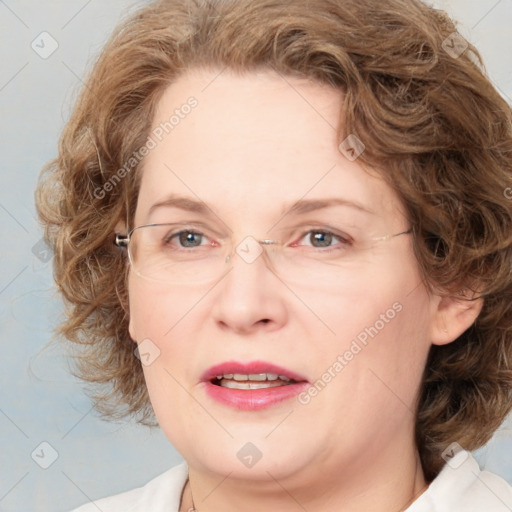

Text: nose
xmin=211 ymin=240 xmax=289 ymax=335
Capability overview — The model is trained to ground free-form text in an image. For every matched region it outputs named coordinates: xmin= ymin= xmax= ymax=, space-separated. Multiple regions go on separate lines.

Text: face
xmin=127 ymin=68 xmax=437 ymax=484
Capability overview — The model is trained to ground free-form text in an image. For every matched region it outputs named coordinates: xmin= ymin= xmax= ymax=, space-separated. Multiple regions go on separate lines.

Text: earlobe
xmin=115 ymin=220 xmax=127 ymax=235
xmin=430 ymin=289 xmax=484 ymax=346
xmin=128 ymin=315 xmax=138 ymax=344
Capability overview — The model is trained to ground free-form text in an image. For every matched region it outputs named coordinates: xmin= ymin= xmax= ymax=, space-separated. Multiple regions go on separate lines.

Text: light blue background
xmin=1 ymin=1 xmax=511 ymax=511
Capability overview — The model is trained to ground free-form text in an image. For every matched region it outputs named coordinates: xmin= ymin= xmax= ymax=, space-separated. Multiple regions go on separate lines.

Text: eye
xmin=295 ymin=229 xmax=352 ymax=249
xmin=165 ymin=230 xmax=209 ymax=248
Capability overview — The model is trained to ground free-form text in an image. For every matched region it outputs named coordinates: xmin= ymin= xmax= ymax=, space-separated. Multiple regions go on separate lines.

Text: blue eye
xmin=179 ymin=231 xmax=203 ymax=247
xmin=309 ymin=231 xmax=334 ymax=247
xmin=166 ymin=230 xmax=208 ymax=248
xmin=298 ymin=230 xmax=351 ymax=249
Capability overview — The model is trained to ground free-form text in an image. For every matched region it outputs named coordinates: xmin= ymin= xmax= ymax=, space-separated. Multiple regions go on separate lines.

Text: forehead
xmin=135 ymin=68 xmax=406 ymax=227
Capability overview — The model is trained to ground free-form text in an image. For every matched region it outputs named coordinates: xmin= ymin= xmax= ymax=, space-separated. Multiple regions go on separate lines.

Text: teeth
xmin=215 ymin=373 xmax=289 ymax=382
xmin=220 ymin=380 xmax=289 ymax=389
xmin=214 ymin=372 xmax=296 ymax=389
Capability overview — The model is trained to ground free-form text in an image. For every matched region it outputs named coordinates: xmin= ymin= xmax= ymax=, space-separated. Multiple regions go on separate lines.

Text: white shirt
xmin=71 ymin=451 xmax=512 ymax=511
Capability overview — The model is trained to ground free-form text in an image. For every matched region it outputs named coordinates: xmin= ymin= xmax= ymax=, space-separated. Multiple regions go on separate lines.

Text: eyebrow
xmin=148 ymin=195 xmax=375 ymax=217
xmin=149 ymin=196 xmax=212 ymax=216
xmin=284 ymin=198 xmax=375 ymax=216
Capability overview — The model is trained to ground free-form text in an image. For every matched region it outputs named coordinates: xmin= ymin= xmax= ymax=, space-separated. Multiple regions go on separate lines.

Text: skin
xmin=124 ymin=68 xmax=483 ymax=512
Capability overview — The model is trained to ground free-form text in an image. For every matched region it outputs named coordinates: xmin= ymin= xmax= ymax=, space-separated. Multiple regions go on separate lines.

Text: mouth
xmin=200 ymin=361 xmax=309 ymax=410
xmin=211 ymin=373 xmax=297 ymax=390
xmin=201 ymin=360 xmax=308 ymax=386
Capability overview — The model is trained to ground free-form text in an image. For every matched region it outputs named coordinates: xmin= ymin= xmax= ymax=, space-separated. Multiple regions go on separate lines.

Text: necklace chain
xmin=186 ymin=477 xmax=197 ymax=512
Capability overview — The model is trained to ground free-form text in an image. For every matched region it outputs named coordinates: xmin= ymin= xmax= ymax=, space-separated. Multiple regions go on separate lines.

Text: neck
xmin=179 ymin=449 xmax=428 ymax=512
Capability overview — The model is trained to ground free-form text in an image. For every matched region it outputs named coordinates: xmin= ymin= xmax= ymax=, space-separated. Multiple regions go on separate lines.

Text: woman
xmin=36 ymin=0 xmax=512 ymax=510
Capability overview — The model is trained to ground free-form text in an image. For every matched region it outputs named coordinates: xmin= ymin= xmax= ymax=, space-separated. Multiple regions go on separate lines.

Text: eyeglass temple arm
xmin=372 ymin=227 xmax=413 ymax=242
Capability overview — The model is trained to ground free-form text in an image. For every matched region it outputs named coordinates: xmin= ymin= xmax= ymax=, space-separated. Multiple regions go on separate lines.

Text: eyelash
xmin=165 ymin=228 xmax=353 ymax=252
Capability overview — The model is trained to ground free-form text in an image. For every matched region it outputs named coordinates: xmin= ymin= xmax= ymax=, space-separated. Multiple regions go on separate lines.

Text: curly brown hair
xmin=35 ymin=0 xmax=512 ymax=481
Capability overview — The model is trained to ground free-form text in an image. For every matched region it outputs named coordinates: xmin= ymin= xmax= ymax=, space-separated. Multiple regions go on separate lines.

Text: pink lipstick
xmin=200 ymin=360 xmax=309 ymax=411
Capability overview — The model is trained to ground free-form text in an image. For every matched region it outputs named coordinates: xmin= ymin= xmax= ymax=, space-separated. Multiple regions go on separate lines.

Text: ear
xmin=430 ymin=287 xmax=484 ymax=346
xmin=115 ymin=220 xmax=127 ymax=235
xmin=128 ymin=316 xmax=137 ymax=344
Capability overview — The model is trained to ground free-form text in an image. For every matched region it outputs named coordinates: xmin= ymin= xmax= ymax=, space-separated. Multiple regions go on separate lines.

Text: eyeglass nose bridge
xmin=224 ymin=237 xmax=281 ymax=265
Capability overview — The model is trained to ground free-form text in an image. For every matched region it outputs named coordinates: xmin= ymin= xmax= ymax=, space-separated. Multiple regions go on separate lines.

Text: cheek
xmin=128 ymin=276 xmax=185 ymax=341
xmin=127 ymin=280 xmax=192 ymax=433
xmin=301 ymin=293 xmax=432 ymax=453
xmin=308 ymin=242 xmax=432 ymax=398
xmin=302 ymin=248 xmax=426 ymax=348
xmin=127 ymin=276 xmax=199 ymax=393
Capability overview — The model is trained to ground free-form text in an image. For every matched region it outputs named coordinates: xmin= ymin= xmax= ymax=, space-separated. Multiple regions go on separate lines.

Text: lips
xmin=200 ymin=361 xmax=310 ymax=411
xmin=200 ymin=360 xmax=308 ymax=384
